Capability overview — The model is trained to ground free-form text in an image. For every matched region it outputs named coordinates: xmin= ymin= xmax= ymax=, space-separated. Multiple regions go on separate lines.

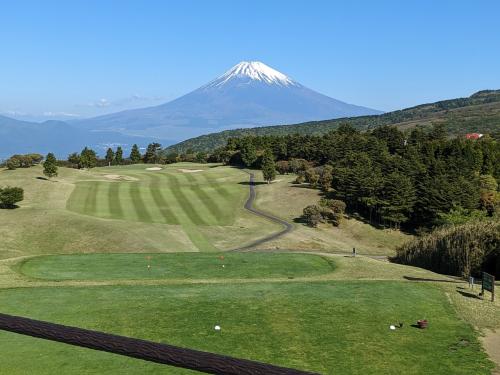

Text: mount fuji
xmin=75 ymin=61 xmax=381 ymax=140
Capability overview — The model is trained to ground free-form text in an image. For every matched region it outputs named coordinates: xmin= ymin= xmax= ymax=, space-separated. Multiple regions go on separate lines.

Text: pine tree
xmin=43 ymin=153 xmax=58 ymax=178
xmin=130 ymin=144 xmax=141 ymax=163
xmin=115 ymin=147 xmax=123 ymax=165
xmin=80 ymin=147 xmax=97 ymax=169
xmin=261 ymin=149 xmax=276 ymax=184
xmin=241 ymin=141 xmax=257 ymax=167
xmin=378 ymin=172 xmax=416 ymax=228
xmin=143 ymin=143 xmax=162 ymax=164
xmin=105 ymin=148 xmax=115 ymax=166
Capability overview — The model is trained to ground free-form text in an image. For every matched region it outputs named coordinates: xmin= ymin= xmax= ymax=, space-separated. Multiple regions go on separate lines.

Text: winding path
xmin=234 ymin=172 xmax=293 ymax=251
xmin=235 ymin=172 xmax=388 ymax=261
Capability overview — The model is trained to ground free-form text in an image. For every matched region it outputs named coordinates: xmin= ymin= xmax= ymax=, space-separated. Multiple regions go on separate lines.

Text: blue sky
xmin=1 ymin=0 xmax=499 ymax=120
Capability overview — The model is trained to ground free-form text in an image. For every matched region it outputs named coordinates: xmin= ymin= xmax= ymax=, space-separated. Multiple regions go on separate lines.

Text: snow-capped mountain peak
xmin=204 ymin=61 xmax=297 ymax=88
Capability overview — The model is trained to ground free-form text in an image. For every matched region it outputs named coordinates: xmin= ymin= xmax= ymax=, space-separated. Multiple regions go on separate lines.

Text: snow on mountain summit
xmin=204 ymin=61 xmax=297 ymax=88
xmin=74 ymin=60 xmax=382 ymax=141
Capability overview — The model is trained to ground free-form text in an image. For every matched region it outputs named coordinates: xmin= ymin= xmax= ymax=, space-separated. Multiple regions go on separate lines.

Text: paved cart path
xmin=234 ymin=173 xmax=293 ymax=251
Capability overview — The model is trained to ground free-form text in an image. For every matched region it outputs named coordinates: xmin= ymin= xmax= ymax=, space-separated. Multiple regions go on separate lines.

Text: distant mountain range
xmin=3 ymin=62 xmax=498 ymax=159
xmin=0 ymin=116 xmax=160 ymax=159
xmin=1 ymin=61 xmax=381 ymax=158
xmin=164 ymin=89 xmax=500 ymax=153
xmin=72 ymin=61 xmax=381 ymax=140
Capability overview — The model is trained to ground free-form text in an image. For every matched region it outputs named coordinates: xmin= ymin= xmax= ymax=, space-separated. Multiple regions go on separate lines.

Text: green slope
xmin=165 ymin=89 xmax=500 ymax=153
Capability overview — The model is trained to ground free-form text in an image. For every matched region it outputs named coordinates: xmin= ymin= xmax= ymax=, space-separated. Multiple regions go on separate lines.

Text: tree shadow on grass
xmin=457 ymin=289 xmax=482 ymax=300
xmin=238 ymin=181 xmax=267 ymax=186
xmin=403 ymin=276 xmax=462 ymax=283
xmin=0 ymin=205 xmax=20 ymax=209
xmin=35 ymin=177 xmax=57 ymax=182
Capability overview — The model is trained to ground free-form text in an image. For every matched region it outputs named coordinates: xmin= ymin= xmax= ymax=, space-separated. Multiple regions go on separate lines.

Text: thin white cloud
xmin=86 ymin=98 xmax=111 ymax=108
xmin=82 ymin=95 xmax=164 ymax=108
xmin=43 ymin=111 xmax=80 ymax=117
xmin=2 ymin=110 xmax=28 ymax=116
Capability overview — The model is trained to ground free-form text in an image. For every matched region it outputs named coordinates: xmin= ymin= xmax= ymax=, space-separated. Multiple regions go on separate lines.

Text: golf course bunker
xmin=178 ymin=168 xmax=204 ymax=173
xmin=145 ymin=167 xmax=162 ymax=171
xmin=18 ymin=253 xmax=335 ymax=281
xmin=103 ymin=174 xmax=138 ymax=181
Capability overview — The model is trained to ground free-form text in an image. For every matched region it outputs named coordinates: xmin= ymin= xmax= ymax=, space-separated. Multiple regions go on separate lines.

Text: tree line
xmin=211 ymin=124 xmax=499 ymax=230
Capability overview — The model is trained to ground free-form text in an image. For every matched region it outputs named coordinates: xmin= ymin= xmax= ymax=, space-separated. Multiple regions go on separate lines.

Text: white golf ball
xmin=390 ymin=325 xmax=396 ymax=330
xmin=214 ymin=325 xmax=221 ymax=331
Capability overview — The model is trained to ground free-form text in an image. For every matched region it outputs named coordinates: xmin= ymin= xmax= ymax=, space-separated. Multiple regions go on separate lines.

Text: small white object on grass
xmin=222 ymin=265 xmax=225 ymax=268
xmin=389 ymin=325 xmax=396 ymax=330
xmin=214 ymin=325 xmax=221 ymax=331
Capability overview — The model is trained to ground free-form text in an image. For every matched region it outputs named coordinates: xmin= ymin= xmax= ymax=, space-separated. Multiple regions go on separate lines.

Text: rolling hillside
xmin=165 ymin=89 xmax=500 ymax=153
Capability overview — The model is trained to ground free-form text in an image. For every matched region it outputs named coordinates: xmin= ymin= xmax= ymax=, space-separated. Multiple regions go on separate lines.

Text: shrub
xmin=294 ymin=170 xmax=305 ymax=184
xmin=289 ymin=158 xmax=310 ymax=174
xmin=4 ymin=154 xmax=43 ymax=169
xmin=0 ymin=186 xmax=24 ymax=208
xmin=392 ymin=220 xmax=500 ymax=277
xmin=319 ymin=198 xmax=346 ymax=226
xmin=276 ymin=160 xmax=290 ymax=174
xmin=305 ymin=168 xmax=319 ymax=187
xmin=302 ymin=205 xmax=324 ymax=227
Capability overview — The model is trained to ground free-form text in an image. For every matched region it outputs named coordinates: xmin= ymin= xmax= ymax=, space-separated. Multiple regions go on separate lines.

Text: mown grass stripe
xmin=108 ymin=182 xmax=123 ymax=219
xmin=128 ymin=182 xmax=153 ymax=223
xmin=200 ymin=172 xmax=233 ymax=199
xmin=149 ymin=174 xmax=180 ymax=225
xmin=164 ymin=173 xmax=206 ymax=225
xmin=83 ymin=182 xmax=98 ymax=215
xmin=184 ymin=173 xmax=225 ymax=224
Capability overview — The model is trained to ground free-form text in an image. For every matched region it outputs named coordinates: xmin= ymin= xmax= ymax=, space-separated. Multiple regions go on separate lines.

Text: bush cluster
xmin=302 ymin=199 xmax=346 ymax=227
xmin=0 ymin=186 xmax=24 ymax=208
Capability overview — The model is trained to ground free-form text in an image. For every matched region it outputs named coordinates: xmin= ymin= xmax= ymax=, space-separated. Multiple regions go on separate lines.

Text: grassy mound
xmin=392 ymin=220 xmax=500 ymax=277
xmin=19 ymin=253 xmax=334 ymax=281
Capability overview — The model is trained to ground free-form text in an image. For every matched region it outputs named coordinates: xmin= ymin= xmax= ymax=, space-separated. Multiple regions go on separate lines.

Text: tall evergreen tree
xmin=130 ymin=144 xmax=141 ymax=163
xmin=240 ymin=141 xmax=257 ymax=167
xmin=143 ymin=143 xmax=162 ymax=164
xmin=261 ymin=149 xmax=276 ymax=184
xmin=378 ymin=172 xmax=416 ymax=228
xmin=43 ymin=153 xmax=58 ymax=178
xmin=67 ymin=152 xmax=80 ymax=168
xmin=105 ymin=148 xmax=115 ymax=166
xmin=80 ymin=147 xmax=97 ymax=169
xmin=115 ymin=146 xmax=124 ymax=165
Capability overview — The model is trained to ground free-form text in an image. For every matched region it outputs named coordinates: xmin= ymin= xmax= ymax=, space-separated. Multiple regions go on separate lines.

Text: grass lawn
xmin=0 ymin=164 xmax=280 ymax=257
xmin=18 ymin=253 xmax=334 ymax=281
xmin=1 ymin=164 xmax=497 ymax=373
xmin=0 ymin=279 xmax=492 ymax=375
xmin=253 ymin=172 xmax=412 ymax=255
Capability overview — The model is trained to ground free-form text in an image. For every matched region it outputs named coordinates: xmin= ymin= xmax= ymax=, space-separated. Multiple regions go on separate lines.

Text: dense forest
xmin=165 ymin=89 xmax=500 ymax=153
xmin=207 ymin=124 xmax=499 ymax=230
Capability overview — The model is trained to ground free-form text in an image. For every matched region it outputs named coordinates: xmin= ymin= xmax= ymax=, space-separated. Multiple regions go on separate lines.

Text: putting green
xmin=18 ymin=253 xmax=335 ymax=281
